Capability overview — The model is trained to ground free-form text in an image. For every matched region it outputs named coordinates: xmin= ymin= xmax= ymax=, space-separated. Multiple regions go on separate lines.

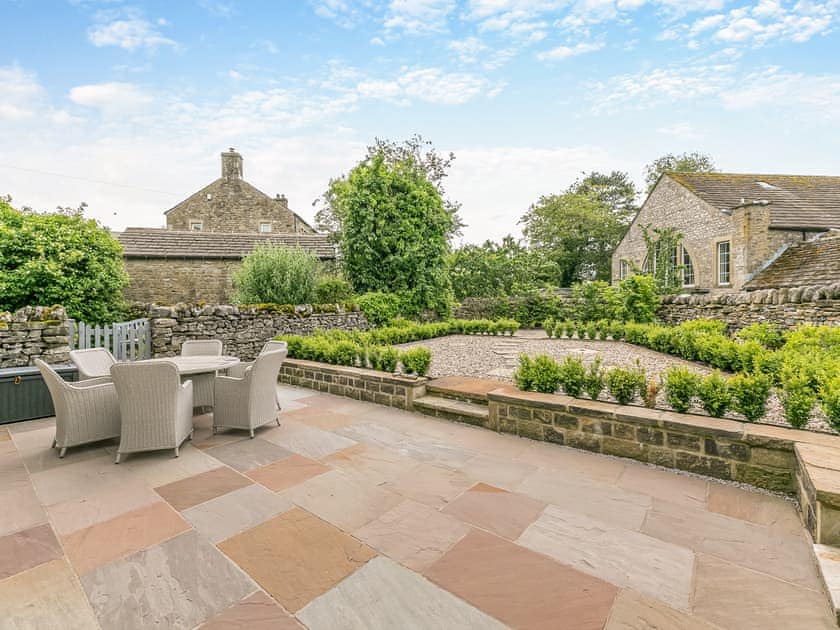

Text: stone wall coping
xmin=662 ymin=283 xmax=840 ymax=306
xmin=283 ymin=358 xmax=427 ymax=387
xmin=145 ymin=302 xmax=359 ymax=319
xmin=797 ymin=444 xmax=840 ymax=510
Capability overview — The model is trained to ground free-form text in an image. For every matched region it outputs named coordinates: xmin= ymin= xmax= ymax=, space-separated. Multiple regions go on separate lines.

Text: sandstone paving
xmin=218 ymin=507 xmax=376 ymax=612
xmin=323 ymin=443 xmax=419 ymax=486
xmin=514 ymin=439 xmax=626 ymax=483
xmin=82 ymin=529 xmax=256 ymax=629
xmin=382 ymin=461 xmax=473 ymax=508
xmin=618 ymin=461 xmax=709 ymax=510
xmin=706 ymin=481 xmax=803 ymax=534
xmin=518 ymin=504 xmax=695 ymax=611
xmin=263 ymin=421 xmax=358 ymax=459
xmin=198 ymin=591 xmax=303 ymax=629
xmin=246 ymin=453 xmax=331 ymax=492
xmin=298 ymin=556 xmax=506 ymax=630
xmin=0 ymin=523 xmax=63 ymax=581
xmin=182 ymin=483 xmax=293 ymax=543
xmin=457 ymin=452 xmax=538 ymax=490
xmin=155 ymin=465 xmax=253 ymax=511
xmin=29 ymin=450 xmax=135 ymax=506
xmin=279 ymin=407 xmax=356 ymax=431
xmin=205 ymin=437 xmax=295 ymax=472
xmin=424 ymin=528 xmax=619 ymax=629
xmin=442 ymin=482 xmax=547 ymax=539
xmin=354 ymin=499 xmax=471 ymax=571
xmin=604 ymin=589 xmax=722 ymax=630
xmin=120 ymin=443 xmax=222 ymax=487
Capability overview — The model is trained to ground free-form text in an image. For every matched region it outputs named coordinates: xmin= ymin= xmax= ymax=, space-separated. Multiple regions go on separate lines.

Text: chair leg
xmin=114 ymin=452 xmax=121 ymax=464
xmin=249 ymin=429 xmax=255 ymax=439
xmin=174 ymin=446 xmax=180 ymax=458
xmin=52 ymin=438 xmax=57 ymax=449
xmin=58 ymin=447 xmax=67 ymax=458
xmin=275 ymin=417 xmax=281 ymax=427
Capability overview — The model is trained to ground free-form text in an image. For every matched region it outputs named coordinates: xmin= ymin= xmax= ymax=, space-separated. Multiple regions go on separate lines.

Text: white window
xmin=259 ymin=222 xmax=272 ymax=233
xmin=619 ymin=260 xmax=630 ymax=280
xmin=682 ymin=247 xmax=695 ymax=287
xmin=189 ymin=221 xmax=203 ymax=231
xmin=717 ymin=241 xmax=731 ymax=285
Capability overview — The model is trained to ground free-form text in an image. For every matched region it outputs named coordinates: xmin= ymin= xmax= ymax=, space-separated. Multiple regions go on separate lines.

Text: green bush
xmin=315 ymin=276 xmax=354 ymax=303
xmin=529 ymin=355 xmax=563 ymax=394
xmin=606 ymin=366 xmax=644 ymax=405
xmin=572 ymin=281 xmax=624 ymax=322
xmin=357 ymin=292 xmax=404 ymax=327
xmin=329 ymin=340 xmax=362 ymax=366
xmin=663 ymin=366 xmax=698 ymax=414
xmin=369 ymin=345 xmax=400 ymax=372
xmin=821 ymin=376 xmax=840 ymax=431
xmin=730 ymin=372 xmax=771 ymax=422
xmin=584 ymin=358 xmax=604 ymax=401
xmin=558 ymin=356 xmax=586 ymax=397
xmin=585 ymin=322 xmax=597 ymax=341
xmin=543 ymin=317 xmax=555 ymax=338
xmin=643 ymin=378 xmax=658 ymax=408
xmin=736 ymin=323 xmax=785 ymax=350
xmin=609 ymin=320 xmax=625 ymax=341
xmin=514 ymin=355 xmax=535 ymax=391
xmin=697 ymin=371 xmax=732 ymax=418
xmin=233 ymin=244 xmax=319 ymax=305
xmin=619 ymin=274 xmax=660 ymax=323
xmin=400 ymin=347 xmax=432 ymax=376
xmin=780 ymin=371 xmax=816 ymax=429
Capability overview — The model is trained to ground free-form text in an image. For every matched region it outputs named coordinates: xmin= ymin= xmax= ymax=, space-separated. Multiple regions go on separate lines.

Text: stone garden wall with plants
xmin=0 ymin=306 xmax=71 ymax=368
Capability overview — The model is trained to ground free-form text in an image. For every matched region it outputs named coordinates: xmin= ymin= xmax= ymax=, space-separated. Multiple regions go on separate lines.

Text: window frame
xmin=681 ymin=246 xmax=695 ymax=288
xmin=716 ymin=240 xmax=731 ymax=286
xmin=189 ymin=220 xmax=203 ymax=232
xmin=619 ymin=259 xmax=630 ymax=280
xmin=259 ymin=221 xmax=272 ymax=233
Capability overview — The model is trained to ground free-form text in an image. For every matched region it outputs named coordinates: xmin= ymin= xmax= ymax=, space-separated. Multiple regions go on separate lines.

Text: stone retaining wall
xmin=0 ymin=307 xmax=71 ymax=368
xmin=145 ymin=304 xmax=368 ymax=360
xmin=278 ymin=359 xmax=426 ymax=410
xmin=658 ymin=284 xmax=840 ymax=330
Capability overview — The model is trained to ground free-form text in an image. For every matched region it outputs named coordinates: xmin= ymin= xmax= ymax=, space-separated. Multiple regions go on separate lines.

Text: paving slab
xmin=198 ymin=591 xmax=302 ymax=629
xmin=324 ymin=443 xmax=418 ymax=486
xmin=707 ymin=481 xmax=803 ymax=534
xmin=605 ymin=589 xmax=720 ymax=630
xmin=442 ymin=482 xmax=546 ymax=539
xmin=618 ymin=462 xmax=709 ymax=510
xmin=0 ymin=523 xmax=63 ymax=581
xmin=206 ymin=438 xmax=295 ymax=472
xmin=246 ymin=454 xmax=331 ymax=492
xmin=383 ymin=462 xmax=473 ymax=509
xmin=155 ymin=466 xmax=252 ymax=511
xmin=299 ymin=556 xmax=506 ymax=630
xmin=263 ymin=422 xmax=357 ymax=459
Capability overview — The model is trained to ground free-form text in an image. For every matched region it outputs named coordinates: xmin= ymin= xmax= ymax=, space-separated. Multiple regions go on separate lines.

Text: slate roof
xmin=117 ymin=228 xmax=336 ymax=260
xmin=745 ymin=232 xmax=840 ymax=290
xmin=668 ymin=173 xmax=840 ymax=230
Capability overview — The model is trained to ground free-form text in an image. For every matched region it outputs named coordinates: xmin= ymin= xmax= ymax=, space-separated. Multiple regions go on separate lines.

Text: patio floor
xmin=0 ymin=384 xmax=835 ymax=629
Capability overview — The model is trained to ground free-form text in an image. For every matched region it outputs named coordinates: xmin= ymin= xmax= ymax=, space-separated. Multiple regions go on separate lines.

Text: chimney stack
xmin=221 ymin=148 xmax=243 ymax=180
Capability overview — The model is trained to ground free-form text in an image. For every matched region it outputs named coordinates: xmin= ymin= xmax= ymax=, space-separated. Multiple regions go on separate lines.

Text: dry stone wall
xmin=0 ymin=307 xmax=71 ymax=368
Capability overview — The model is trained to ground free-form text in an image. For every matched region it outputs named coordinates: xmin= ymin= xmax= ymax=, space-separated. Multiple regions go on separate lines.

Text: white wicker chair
xmin=110 ymin=361 xmax=194 ymax=463
xmin=213 ymin=350 xmax=286 ymax=438
xmin=180 ymin=339 xmax=223 ymax=408
xmin=69 ymin=348 xmax=116 ymax=380
xmin=226 ymin=340 xmax=288 ymax=378
xmin=35 ymin=359 xmax=121 ymax=458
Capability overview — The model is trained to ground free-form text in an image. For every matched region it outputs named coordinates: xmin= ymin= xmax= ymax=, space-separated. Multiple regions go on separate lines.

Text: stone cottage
xmin=118 ymin=149 xmax=335 ymax=303
xmin=612 ymin=173 xmax=840 ymax=293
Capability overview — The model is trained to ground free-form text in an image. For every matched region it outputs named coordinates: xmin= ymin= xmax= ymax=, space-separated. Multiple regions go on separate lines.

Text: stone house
xmin=612 ymin=173 xmax=840 ymax=294
xmin=118 ymin=149 xmax=335 ymax=304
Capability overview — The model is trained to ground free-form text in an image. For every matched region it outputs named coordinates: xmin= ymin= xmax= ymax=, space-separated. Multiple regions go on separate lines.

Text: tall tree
xmin=644 ymin=152 xmax=716 ymax=192
xmin=568 ymin=170 xmax=639 ymax=225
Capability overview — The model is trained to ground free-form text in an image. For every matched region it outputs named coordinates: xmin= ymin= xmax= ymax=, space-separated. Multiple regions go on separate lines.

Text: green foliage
xmin=543 ymin=317 xmax=555 ymax=338
xmin=663 ymin=366 xmax=699 ymax=413
xmin=639 ymin=225 xmax=685 ymax=294
xmin=322 ymin=142 xmax=456 ymax=318
xmin=370 ymin=346 xmax=400 ymax=372
xmin=730 ymin=372 xmax=771 ymax=422
xmin=557 ymin=356 xmax=586 ymax=397
xmin=643 ymin=378 xmax=658 ymax=409
xmin=697 ymin=371 xmax=732 ymax=418
xmin=619 ymin=273 xmax=662 ymax=323
xmin=357 ymin=292 xmax=404 ymax=327
xmin=233 ymin=244 xmax=319 ymax=306
xmin=568 ymin=170 xmax=639 ymax=227
xmin=735 ymin=323 xmax=785 ymax=350
xmin=0 ymin=199 xmax=128 ymax=323
xmin=513 ymin=354 xmax=562 ymax=394
xmin=643 ymin=152 xmax=717 ymax=193
xmin=821 ymin=376 xmax=840 ymax=431
xmin=780 ymin=370 xmax=816 ymax=429
xmin=315 ymin=276 xmax=354 ymax=303
xmin=606 ymin=365 xmax=644 ymax=405
xmin=400 ymin=347 xmax=432 ymax=376
xmin=513 ymin=355 xmax=535 ymax=391
xmin=584 ymin=358 xmax=605 ymax=401
xmin=572 ymin=281 xmax=623 ymax=322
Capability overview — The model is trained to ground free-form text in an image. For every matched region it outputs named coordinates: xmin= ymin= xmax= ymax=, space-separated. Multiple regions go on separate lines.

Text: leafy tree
xmin=568 ymin=170 xmax=639 ymax=225
xmin=232 ymin=244 xmax=319 ymax=305
xmin=644 ymin=152 xmax=717 ymax=192
xmin=520 ymin=191 xmax=625 ymax=286
xmin=323 ymin=149 xmax=456 ymax=317
xmin=639 ymin=225 xmax=685 ymax=294
xmin=0 ymin=197 xmax=128 ymax=323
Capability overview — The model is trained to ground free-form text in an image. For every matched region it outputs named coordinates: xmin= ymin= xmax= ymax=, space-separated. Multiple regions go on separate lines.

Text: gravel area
xmin=398 ymin=330 xmax=834 ymax=434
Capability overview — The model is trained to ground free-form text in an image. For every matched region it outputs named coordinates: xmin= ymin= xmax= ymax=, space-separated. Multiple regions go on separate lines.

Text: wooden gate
xmin=70 ymin=318 xmax=151 ymax=360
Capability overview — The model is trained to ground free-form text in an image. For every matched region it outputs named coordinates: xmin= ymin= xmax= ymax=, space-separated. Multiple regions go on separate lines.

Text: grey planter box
xmin=0 ymin=364 xmax=78 ymax=425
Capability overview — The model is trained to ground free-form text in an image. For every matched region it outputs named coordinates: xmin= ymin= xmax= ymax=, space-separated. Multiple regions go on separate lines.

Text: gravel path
xmin=398 ymin=330 xmax=834 ymax=433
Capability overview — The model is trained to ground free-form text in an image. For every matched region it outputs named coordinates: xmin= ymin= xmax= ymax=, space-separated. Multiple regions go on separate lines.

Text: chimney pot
xmin=221 ymin=149 xmax=243 ymax=180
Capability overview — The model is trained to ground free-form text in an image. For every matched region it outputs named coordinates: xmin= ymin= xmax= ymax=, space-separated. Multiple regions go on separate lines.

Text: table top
xmin=141 ymin=355 xmax=240 ymax=375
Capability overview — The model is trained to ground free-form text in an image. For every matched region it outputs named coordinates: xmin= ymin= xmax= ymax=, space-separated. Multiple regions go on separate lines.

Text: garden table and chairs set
xmin=35 ymin=339 xmax=287 ymax=463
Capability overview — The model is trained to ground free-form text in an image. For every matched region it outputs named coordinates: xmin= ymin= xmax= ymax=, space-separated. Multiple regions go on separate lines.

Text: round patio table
xmin=141 ymin=355 xmax=240 ymax=408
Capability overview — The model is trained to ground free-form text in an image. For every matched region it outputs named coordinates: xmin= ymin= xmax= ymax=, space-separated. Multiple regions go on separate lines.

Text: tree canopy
xmin=568 ymin=170 xmax=639 ymax=224
xmin=644 ymin=152 xmax=717 ymax=192
xmin=0 ymin=197 xmax=128 ymax=322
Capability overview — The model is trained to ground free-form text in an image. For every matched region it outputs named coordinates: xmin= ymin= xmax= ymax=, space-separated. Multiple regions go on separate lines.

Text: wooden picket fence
xmin=69 ymin=318 xmax=151 ymax=361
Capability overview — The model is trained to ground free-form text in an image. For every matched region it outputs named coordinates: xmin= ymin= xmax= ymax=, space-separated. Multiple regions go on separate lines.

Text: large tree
xmin=568 ymin=170 xmax=639 ymax=225
xmin=644 ymin=152 xmax=716 ymax=192
xmin=323 ymin=146 xmax=457 ymax=317
xmin=0 ymin=197 xmax=128 ymax=322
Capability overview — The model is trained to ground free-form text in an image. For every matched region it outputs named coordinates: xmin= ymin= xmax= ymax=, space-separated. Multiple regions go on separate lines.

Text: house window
xmin=717 ymin=241 xmax=731 ymax=285
xmin=681 ymin=248 xmax=695 ymax=286
xmin=619 ymin=260 xmax=630 ymax=280
xmin=259 ymin=222 xmax=272 ymax=233
xmin=189 ymin=221 xmax=203 ymax=231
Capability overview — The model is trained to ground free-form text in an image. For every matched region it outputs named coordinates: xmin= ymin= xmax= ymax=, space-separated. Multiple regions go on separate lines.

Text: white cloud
xmin=721 ymin=67 xmax=840 ymax=118
xmin=448 ymin=36 xmax=488 ymax=63
xmin=311 ymin=0 xmax=361 ymax=28
xmin=0 ymin=65 xmax=43 ymax=120
xmin=357 ymin=67 xmax=492 ymax=104
xmin=657 ymin=121 xmax=700 ymax=138
xmin=384 ymin=0 xmax=456 ymax=34
xmin=536 ymin=41 xmax=604 ymax=60
xmin=69 ymin=82 xmax=153 ymax=113
xmin=88 ymin=10 xmax=178 ymax=51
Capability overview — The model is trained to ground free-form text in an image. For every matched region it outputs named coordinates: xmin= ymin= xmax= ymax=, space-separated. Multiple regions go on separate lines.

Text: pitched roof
xmin=117 ymin=228 xmax=336 ymax=259
xmin=744 ymin=232 xmax=840 ymax=290
xmin=667 ymin=173 xmax=840 ymax=230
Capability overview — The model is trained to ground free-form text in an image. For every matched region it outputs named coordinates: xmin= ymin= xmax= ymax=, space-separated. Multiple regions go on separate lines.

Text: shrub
xmin=780 ymin=371 xmax=816 ymax=429
xmin=585 ymin=322 xmax=597 ymax=341
xmin=821 ymin=376 xmax=840 ymax=431
xmin=609 ymin=320 xmax=625 ymax=341
xmin=543 ymin=317 xmax=555 ymax=338
xmin=400 ymin=346 xmax=432 ymax=376
xmin=572 ymin=281 xmax=624 ymax=322
xmin=619 ymin=274 xmax=659 ymax=323
xmin=736 ymin=323 xmax=785 ymax=350
xmin=370 ymin=345 xmax=400 ymax=372
xmin=315 ymin=276 xmax=354 ymax=303
xmin=233 ymin=244 xmax=319 ymax=305
xmin=606 ymin=366 xmax=644 ymax=405
xmin=529 ymin=355 xmax=563 ymax=394
xmin=730 ymin=372 xmax=771 ymax=422
xmin=663 ymin=366 xmax=698 ymax=413
xmin=514 ymin=355 xmax=535 ymax=391
xmin=697 ymin=371 xmax=732 ymax=418
xmin=357 ymin=292 xmax=403 ymax=327
xmin=583 ymin=358 xmax=604 ymax=401
xmin=558 ymin=356 xmax=586 ymax=397
xmin=643 ymin=378 xmax=658 ymax=408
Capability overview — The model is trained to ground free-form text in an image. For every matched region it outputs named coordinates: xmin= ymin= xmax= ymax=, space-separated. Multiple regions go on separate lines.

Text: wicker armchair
xmin=181 ymin=340 xmax=223 ymax=357
xmin=226 ymin=340 xmax=288 ymax=378
xmin=35 ymin=359 xmax=121 ymax=458
xmin=180 ymin=339 xmax=223 ymax=407
xmin=110 ymin=361 xmax=194 ymax=463
xmin=213 ymin=350 xmax=286 ymax=438
xmin=69 ymin=348 xmax=116 ymax=380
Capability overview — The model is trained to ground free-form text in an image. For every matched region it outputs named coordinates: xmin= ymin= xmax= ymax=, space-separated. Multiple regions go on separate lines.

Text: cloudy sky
xmin=2 ymin=0 xmax=839 ymax=244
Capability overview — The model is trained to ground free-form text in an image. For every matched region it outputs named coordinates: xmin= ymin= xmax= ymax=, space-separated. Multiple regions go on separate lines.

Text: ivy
xmin=639 ymin=225 xmax=684 ymax=294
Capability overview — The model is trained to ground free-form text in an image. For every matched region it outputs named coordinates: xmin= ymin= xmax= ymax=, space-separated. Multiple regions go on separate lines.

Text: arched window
xmin=681 ymin=247 xmax=695 ymax=287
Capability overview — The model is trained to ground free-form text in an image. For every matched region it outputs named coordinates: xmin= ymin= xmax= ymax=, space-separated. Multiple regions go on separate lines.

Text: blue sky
xmin=1 ymin=0 xmax=839 ymax=243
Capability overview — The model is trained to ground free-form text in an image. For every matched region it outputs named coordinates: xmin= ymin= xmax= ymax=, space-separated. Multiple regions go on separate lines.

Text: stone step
xmin=413 ymin=395 xmax=490 ymax=425
xmin=425 ymin=376 xmax=511 ymax=405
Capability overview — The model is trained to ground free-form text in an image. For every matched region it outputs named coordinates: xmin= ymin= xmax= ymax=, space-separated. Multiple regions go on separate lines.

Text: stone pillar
xmin=731 ymin=203 xmax=772 ymax=287
xmin=221 ymin=148 xmax=243 ymax=180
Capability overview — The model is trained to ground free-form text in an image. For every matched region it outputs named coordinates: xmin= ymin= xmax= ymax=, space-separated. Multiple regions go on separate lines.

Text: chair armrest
xmin=181 ymin=379 xmax=193 ymax=394
xmin=68 ymin=377 xmax=115 ymax=390
xmin=226 ymin=362 xmax=253 ymax=379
